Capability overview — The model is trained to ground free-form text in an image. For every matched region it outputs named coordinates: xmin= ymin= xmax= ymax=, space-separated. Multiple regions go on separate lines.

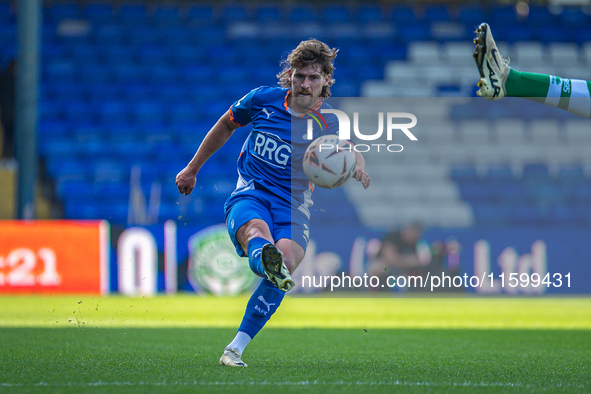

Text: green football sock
xmin=505 ymin=69 xmax=591 ymax=118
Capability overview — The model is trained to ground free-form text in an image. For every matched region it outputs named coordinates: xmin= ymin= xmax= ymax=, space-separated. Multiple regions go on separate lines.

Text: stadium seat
xmin=526 ymin=6 xmax=555 ymax=29
xmin=256 ymin=5 xmax=282 ymax=23
xmin=424 ymin=5 xmax=450 ymax=23
xmin=84 ymin=3 xmax=114 ymax=24
xmin=323 ymin=6 xmax=351 ymax=24
xmin=117 ymin=4 xmax=147 ymax=25
xmin=356 ymin=5 xmax=383 ymax=24
xmin=458 ymin=5 xmax=485 ymax=26
xmin=153 ymin=5 xmax=180 ymax=26
xmin=46 ymin=3 xmax=80 ymax=23
xmin=0 ymin=2 xmax=13 ymax=24
xmin=185 ymin=5 xmax=215 ymax=25
xmin=224 ymin=5 xmax=249 ymax=21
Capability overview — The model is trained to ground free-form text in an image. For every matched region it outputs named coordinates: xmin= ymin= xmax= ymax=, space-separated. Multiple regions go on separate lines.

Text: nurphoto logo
xmin=306 ymin=110 xmax=418 ymax=153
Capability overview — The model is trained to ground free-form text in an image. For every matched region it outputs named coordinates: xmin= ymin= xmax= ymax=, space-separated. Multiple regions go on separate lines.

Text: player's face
xmin=290 ymin=64 xmax=330 ymax=111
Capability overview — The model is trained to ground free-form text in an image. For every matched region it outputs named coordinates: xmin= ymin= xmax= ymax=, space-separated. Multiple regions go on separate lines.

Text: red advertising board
xmin=0 ymin=221 xmax=109 ymax=294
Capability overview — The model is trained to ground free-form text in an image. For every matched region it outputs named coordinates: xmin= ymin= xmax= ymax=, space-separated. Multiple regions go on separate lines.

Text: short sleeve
xmin=229 ymin=87 xmax=261 ymax=127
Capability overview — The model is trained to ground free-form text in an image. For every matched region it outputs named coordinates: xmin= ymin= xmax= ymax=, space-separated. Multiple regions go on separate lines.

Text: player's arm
xmin=176 ymin=111 xmax=239 ymax=195
xmin=353 ymin=151 xmax=371 ymax=189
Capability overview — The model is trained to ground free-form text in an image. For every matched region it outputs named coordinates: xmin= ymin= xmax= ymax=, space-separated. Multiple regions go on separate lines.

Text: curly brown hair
xmin=277 ymin=39 xmax=339 ymax=98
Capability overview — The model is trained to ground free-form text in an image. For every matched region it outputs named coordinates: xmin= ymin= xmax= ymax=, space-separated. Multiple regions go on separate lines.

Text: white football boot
xmin=473 ymin=23 xmax=510 ymax=100
xmin=261 ymin=243 xmax=294 ymax=292
xmin=219 ymin=348 xmax=248 ymax=367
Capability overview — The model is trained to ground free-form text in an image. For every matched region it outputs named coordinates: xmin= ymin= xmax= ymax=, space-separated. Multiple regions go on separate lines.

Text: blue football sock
xmin=238 ymin=278 xmax=285 ymax=339
xmin=247 ymin=237 xmax=269 ymax=277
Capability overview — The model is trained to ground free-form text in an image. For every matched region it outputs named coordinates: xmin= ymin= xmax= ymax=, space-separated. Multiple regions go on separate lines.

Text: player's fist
xmin=176 ymin=167 xmax=197 ymax=195
xmin=355 ymin=168 xmax=371 ymax=189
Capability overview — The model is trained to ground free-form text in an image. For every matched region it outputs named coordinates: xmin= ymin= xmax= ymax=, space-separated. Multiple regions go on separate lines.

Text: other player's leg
xmin=473 ymin=23 xmax=591 ymax=118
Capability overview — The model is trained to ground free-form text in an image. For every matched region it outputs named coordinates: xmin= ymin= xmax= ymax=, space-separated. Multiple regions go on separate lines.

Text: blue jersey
xmin=228 ymin=86 xmax=338 ymax=215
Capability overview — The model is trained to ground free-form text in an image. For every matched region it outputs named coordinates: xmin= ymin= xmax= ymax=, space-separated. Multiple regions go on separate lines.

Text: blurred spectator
xmin=369 ymin=222 xmax=462 ymax=292
xmin=0 ymin=60 xmax=16 ymax=159
xmin=369 ymin=222 xmax=425 ymax=280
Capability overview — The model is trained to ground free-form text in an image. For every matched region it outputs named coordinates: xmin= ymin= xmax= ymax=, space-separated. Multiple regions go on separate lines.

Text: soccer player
xmin=473 ymin=23 xmax=591 ymax=118
xmin=175 ymin=39 xmax=371 ymax=367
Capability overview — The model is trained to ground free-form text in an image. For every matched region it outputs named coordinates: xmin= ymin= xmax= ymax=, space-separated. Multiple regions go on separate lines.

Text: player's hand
xmin=176 ymin=167 xmax=197 ymax=195
xmin=354 ymin=168 xmax=371 ymax=189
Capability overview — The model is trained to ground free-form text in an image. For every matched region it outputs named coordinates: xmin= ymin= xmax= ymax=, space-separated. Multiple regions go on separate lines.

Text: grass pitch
xmin=0 ymin=296 xmax=590 ymax=393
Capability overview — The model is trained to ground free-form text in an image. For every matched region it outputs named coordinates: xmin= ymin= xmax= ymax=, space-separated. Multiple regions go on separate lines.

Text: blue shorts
xmin=224 ymin=188 xmax=310 ymax=257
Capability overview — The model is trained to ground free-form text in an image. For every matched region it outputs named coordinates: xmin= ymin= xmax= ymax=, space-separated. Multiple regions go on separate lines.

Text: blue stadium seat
xmin=93 ymin=160 xmax=127 ymax=183
xmin=94 ymin=25 xmax=125 ymax=46
xmin=78 ymin=64 xmax=110 ymax=84
xmin=510 ymin=205 xmax=541 ymax=226
xmin=486 ymin=165 xmax=514 ymax=182
xmin=132 ymin=102 xmax=165 ymax=125
xmin=571 ymin=184 xmax=591 ymax=206
xmin=495 ymin=182 xmax=528 ymax=205
xmin=38 ymin=101 xmax=64 ymax=123
xmin=194 ymin=25 xmax=225 ymax=46
xmin=473 ymin=204 xmax=510 ymax=227
xmin=65 ymin=203 xmax=100 ymax=219
xmin=57 ymin=180 xmax=95 ymax=200
xmin=63 ymin=101 xmax=91 ymax=123
xmin=323 ymin=6 xmax=351 ymax=24
xmin=99 ymin=44 xmax=134 ymax=65
xmin=560 ymin=7 xmax=589 ymax=27
xmin=84 ymin=3 xmax=113 ymax=23
xmin=169 ymin=103 xmax=201 ymax=125
xmin=424 ymin=5 xmax=450 ymax=23
xmin=557 ymin=165 xmax=585 ymax=185
xmin=548 ymin=205 xmax=579 ymax=226
xmin=38 ymin=121 xmax=68 ymax=139
xmin=47 ymin=158 xmax=90 ymax=182
xmin=153 ymin=5 xmax=180 ymax=26
xmin=68 ymin=44 xmax=100 ymax=65
xmin=95 ymin=101 xmax=130 ymax=125
xmin=450 ymin=164 xmax=479 ymax=183
xmin=331 ymin=81 xmax=360 ymax=97
xmin=458 ymin=5 xmax=485 ymax=26
xmin=289 ymin=5 xmax=317 ymax=23
xmin=80 ymin=139 xmax=112 ymax=159
xmin=102 ymin=124 xmax=139 ymax=142
xmin=459 ymin=181 xmax=492 ymax=203
xmin=356 ymin=6 xmax=383 ymax=23
xmin=168 ymin=45 xmax=205 ymax=67
xmin=537 ymin=26 xmax=568 ymax=43
xmin=129 ymin=27 xmax=162 ymax=46
xmin=71 ymin=126 xmax=103 ymax=143
xmin=526 ymin=6 xmax=556 ymax=29
xmin=44 ymin=61 xmax=77 ymax=83
xmin=491 ymin=6 xmax=518 ymax=28
xmin=185 ymin=5 xmax=215 ymax=25
xmin=224 ymin=5 xmax=249 ymax=21
xmin=256 ymin=5 xmax=282 ymax=23
xmin=42 ymin=140 xmax=76 ymax=158
xmin=400 ymin=24 xmax=431 ymax=42
xmin=155 ymin=85 xmax=190 ymax=104
xmin=162 ymin=27 xmax=193 ymax=47
xmin=117 ymin=4 xmax=147 ymax=25
xmin=522 ymin=163 xmax=550 ymax=181
xmin=112 ymin=64 xmax=145 ymax=84
xmin=46 ymin=3 xmax=80 ymax=23
xmin=96 ymin=203 xmax=129 ymax=223
xmin=0 ymin=2 xmax=13 ymax=24
xmin=86 ymin=84 xmax=119 ymax=103
xmin=0 ymin=23 xmax=15 ymax=46
xmin=391 ymin=6 xmax=417 ymax=25
xmin=148 ymin=65 xmax=177 ymax=84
